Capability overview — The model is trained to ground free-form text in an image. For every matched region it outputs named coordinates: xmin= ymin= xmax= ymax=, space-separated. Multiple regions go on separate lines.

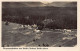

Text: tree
xmin=42 ymin=19 xmax=53 ymax=28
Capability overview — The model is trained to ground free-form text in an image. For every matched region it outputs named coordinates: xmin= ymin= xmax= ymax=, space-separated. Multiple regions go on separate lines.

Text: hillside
xmin=2 ymin=2 xmax=77 ymax=29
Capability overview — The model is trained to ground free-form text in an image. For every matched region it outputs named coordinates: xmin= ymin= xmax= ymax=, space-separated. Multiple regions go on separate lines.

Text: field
xmin=2 ymin=21 xmax=77 ymax=47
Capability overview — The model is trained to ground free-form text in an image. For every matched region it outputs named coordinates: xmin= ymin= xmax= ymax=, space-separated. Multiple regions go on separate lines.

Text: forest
xmin=2 ymin=6 xmax=77 ymax=29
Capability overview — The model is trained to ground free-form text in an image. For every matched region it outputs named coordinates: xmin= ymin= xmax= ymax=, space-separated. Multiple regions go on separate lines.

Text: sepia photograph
xmin=2 ymin=1 xmax=77 ymax=47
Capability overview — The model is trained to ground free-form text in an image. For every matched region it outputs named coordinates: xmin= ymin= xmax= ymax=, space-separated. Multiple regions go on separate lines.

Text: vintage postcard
xmin=0 ymin=0 xmax=80 ymax=51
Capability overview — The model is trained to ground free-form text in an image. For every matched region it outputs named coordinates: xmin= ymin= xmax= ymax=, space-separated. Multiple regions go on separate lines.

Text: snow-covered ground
xmin=2 ymin=21 xmax=77 ymax=47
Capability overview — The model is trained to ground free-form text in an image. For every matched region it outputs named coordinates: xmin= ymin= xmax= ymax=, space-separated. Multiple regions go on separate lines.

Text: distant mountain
xmin=48 ymin=2 xmax=77 ymax=7
xmin=2 ymin=2 xmax=77 ymax=8
xmin=2 ymin=2 xmax=44 ymax=8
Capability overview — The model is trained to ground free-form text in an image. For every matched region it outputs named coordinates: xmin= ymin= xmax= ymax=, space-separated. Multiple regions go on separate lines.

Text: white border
xmin=0 ymin=0 xmax=80 ymax=51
